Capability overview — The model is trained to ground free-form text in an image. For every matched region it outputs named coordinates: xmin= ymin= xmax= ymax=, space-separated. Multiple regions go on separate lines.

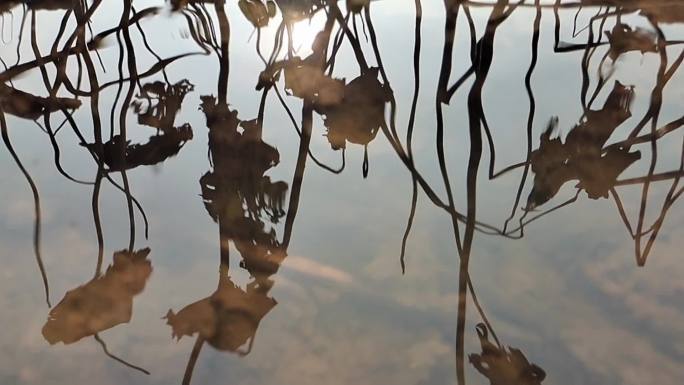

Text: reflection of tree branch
xmin=55 ymin=110 xmax=151 ymax=239
xmin=634 ymin=22 xmax=667 ymax=266
xmin=98 ymin=52 xmax=204 ymax=92
xmin=86 ymin=6 xmax=161 ymax=51
xmin=400 ymin=0 xmax=422 ymax=274
xmin=182 ymin=336 xmax=204 ymax=385
xmin=120 ymin=1 xmax=143 ymax=252
xmin=28 ymin=12 xmax=92 ymax=187
xmin=507 ymin=190 xmax=581 ymax=237
xmin=637 ymin=138 xmax=684 ymax=264
xmin=610 ymin=187 xmax=636 ymax=238
xmin=456 ymin=0 xmax=514 ymax=379
xmin=579 ymin=6 xmax=606 ymax=112
xmin=273 ymin=85 xmax=346 ymax=174
xmin=93 ymin=334 xmax=150 ymax=375
xmin=606 ymin=115 xmax=684 ymax=153
xmin=74 ymin=1 xmax=106 ymax=277
xmin=0 ymin=0 xmax=105 ymax=83
xmin=282 ymin=103 xmax=312 ymax=249
xmin=13 ymin=4 xmax=27 ymax=67
xmin=627 ymin=48 xmax=684 ymax=140
xmin=503 ymin=0 xmax=541 ymax=235
xmin=280 ymin=9 xmax=338 ymax=246
xmin=0 ymin=108 xmax=50 ymax=307
xmin=436 ymin=3 xmax=464 ymax=260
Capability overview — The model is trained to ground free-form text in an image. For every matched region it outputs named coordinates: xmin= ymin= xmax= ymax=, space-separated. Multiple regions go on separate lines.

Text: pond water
xmin=1 ymin=1 xmax=683 ymax=384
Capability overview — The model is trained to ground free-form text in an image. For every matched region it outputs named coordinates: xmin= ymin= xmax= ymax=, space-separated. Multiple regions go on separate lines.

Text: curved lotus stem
xmin=93 ymin=334 xmax=150 ymax=375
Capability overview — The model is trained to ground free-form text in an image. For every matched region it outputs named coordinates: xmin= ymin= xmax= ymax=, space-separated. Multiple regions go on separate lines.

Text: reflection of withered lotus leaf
xmin=530 ymin=118 xmax=565 ymax=176
xmin=82 ymin=124 xmax=194 ymax=172
xmin=575 ymin=148 xmax=641 ymax=199
xmin=200 ymin=172 xmax=286 ymax=225
xmin=200 ymin=96 xmax=241 ymax=136
xmin=236 ymin=242 xmax=286 ymax=279
xmin=85 ymin=79 xmax=195 ymax=171
xmin=132 ymin=80 xmax=194 ymax=133
xmin=527 ymin=164 xmax=575 ymax=211
xmin=168 ymin=0 xmax=186 ymax=11
xmin=0 ymin=2 xmax=13 ymax=13
xmin=168 ymin=0 xmax=222 ymax=11
xmin=239 ymin=0 xmax=277 ymax=28
xmin=638 ymin=3 xmax=684 ymax=23
xmin=1 ymin=0 xmax=73 ymax=12
xmin=165 ymin=280 xmax=276 ymax=353
xmin=275 ymin=0 xmax=322 ymax=23
xmin=42 ymin=249 xmax=152 ymax=345
xmin=200 ymin=98 xmax=281 ymax=177
xmin=319 ymin=68 xmax=388 ymax=150
xmin=527 ymin=82 xmax=637 ymax=209
xmin=346 ymin=0 xmax=370 ymax=14
xmin=0 ymin=84 xmax=81 ymax=120
xmin=284 ymin=57 xmax=345 ymax=107
xmin=25 ymin=0 xmax=73 ymax=10
xmin=469 ymin=324 xmax=546 ymax=385
xmin=580 ymin=1 xmax=684 ymax=24
xmin=564 ymin=81 xmax=634 ymax=156
xmin=199 ymin=96 xmax=287 ymax=223
xmin=605 ymin=23 xmax=658 ymax=61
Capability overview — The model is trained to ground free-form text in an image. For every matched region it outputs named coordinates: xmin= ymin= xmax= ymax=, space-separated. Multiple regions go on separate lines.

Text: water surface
xmin=1 ymin=1 xmax=683 ymax=384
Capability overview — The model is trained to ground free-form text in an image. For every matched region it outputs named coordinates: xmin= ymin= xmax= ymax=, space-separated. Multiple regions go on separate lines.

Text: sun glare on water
xmin=290 ymin=16 xmax=327 ymax=55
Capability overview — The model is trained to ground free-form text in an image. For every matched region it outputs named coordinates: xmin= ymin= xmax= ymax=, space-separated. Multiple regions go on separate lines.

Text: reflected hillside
xmin=0 ymin=1 xmax=682 ymax=384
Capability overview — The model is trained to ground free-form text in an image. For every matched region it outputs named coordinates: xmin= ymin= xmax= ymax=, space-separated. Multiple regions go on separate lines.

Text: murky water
xmin=1 ymin=1 xmax=683 ymax=384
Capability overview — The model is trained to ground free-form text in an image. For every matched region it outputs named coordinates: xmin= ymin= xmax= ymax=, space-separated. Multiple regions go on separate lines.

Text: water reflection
xmin=527 ymin=81 xmax=639 ymax=210
xmin=43 ymin=248 xmax=153 ymax=345
xmin=469 ymin=324 xmax=545 ymax=385
xmin=84 ymin=80 xmax=195 ymax=171
xmin=0 ymin=0 xmax=683 ymax=384
xmin=43 ymin=248 xmax=153 ymax=374
xmin=163 ymin=7 xmax=292 ymax=382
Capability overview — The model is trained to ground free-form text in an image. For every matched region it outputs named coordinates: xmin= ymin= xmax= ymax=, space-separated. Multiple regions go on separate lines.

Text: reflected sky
xmin=1 ymin=1 xmax=683 ymax=384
